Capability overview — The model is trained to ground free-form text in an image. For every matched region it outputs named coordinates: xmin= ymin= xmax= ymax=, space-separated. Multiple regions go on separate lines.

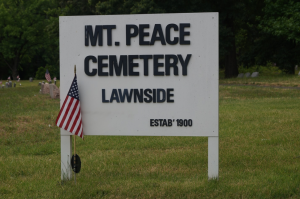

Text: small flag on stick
xmin=56 ymin=74 xmax=84 ymax=139
xmin=8 ymin=76 xmax=10 ymax=80
xmin=45 ymin=69 xmax=51 ymax=82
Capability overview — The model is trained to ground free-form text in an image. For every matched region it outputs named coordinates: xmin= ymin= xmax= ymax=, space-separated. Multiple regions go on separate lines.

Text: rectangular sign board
xmin=59 ymin=13 xmax=218 ymax=137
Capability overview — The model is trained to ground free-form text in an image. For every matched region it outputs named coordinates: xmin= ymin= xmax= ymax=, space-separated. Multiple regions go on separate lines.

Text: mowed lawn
xmin=0 ymin=78 xmax=300 ymax=198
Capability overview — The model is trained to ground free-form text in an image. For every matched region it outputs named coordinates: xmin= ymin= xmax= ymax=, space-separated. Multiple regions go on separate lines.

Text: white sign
xmin=60 ymin=13 xmax=219 ymax=180
xmin=60 ymin=13 xmax=218 ymax=137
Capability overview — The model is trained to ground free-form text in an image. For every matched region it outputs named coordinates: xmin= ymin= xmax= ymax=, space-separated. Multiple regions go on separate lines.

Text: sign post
xmin=61 ymin=133 xmax=72 ymax=180
xmin=60 ymin=13 xmax=219 ymax=180
xmin=208 ymin=136 xmax=219 ymax=179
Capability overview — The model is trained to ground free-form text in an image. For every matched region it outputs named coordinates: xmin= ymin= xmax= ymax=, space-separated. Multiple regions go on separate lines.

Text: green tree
xmin=257 ymin=0 xmax=300 ymax=72
xmin=0 ymin=0 xmax=52 ymax=80
xmin=9 ymin=0 xmax=296 ymax=79
xmin=259 ymin=0 xmax=300 ymax=43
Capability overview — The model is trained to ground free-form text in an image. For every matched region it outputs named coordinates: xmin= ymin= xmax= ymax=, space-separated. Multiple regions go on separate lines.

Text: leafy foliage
xmin=0 ymin=0 xmax=55 ymax=79
xmin=259 ymin=0 xmax=300 ymax=42
xmin=0 ymin=0 xmax=299 ymax=78
xmin=238 ymin=62 xmax=283 ymax=76
xmin=35 ymin=65 xmax=59 ymax=80
xmin=35 ymin=67 xmax=46 ymax=80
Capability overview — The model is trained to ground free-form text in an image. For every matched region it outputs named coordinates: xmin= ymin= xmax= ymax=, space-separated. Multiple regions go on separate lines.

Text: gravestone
xmin=40 ymin=83 xmax=44 ymax=93
xmin=29 ymin=77 xmax=33 ymax=82
xmin=42 ymin=81 xmax=45 ymax=84
xmin=244 ymin=72 xmax=251 ymax=77
xmin=298 ymin=71 xmax=300 ymax=76
xmin=8 ymin=81 xmax=12 ymax=87
xmin=2 ymin=85 xmax=4 ymax=88
xmin=5 ymin=82 xmax=9 ymax=88
xmin=13 ymin=83 xmax=16 ymax=87
xmin=41 ymin=83 xmax=50 ymax=94
xmin=295 ymin=65 xmax=299 ymax=75
xmin=38 ymin=82 xmax=41 ymax=86
xmin=49 ymin=84 xmax=60 ymax=99
xmin=251 ymin=72 xmax=259 ymax=77
xmin=54 ymin=80 xmax=56 ymax=85
xmin=237 ymin=73 xmax=244 ymax=78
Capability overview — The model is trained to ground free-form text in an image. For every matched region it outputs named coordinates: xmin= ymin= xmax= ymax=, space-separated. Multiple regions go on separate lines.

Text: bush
xmin=35 ymin=65 xmax=59 ymax=80
xmin=238 ymin=62 xmax=283 ymax=76
xmin=35 ymin=67 xmax=45 ymax=80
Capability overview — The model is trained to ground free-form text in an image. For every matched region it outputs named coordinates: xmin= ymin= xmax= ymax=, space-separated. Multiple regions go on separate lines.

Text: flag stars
xmin=67 ymin=76 xmax=80 ymax=100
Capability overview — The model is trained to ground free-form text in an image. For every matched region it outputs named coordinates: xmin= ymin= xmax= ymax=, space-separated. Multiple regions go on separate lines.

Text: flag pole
xmin=74 ymin=65 xmax=76 ymax=184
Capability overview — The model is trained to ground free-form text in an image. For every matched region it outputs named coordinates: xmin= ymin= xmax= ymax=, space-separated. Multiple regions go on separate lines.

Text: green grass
xmin=219 ymin=74 xmax=300 ymax=87
xmin=1 ymin=79 xmax=300 ymax=198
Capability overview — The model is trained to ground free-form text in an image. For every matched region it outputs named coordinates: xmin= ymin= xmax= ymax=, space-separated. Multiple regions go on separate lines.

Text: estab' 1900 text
xmin=150 ymin=119 xmax=192 ymax=127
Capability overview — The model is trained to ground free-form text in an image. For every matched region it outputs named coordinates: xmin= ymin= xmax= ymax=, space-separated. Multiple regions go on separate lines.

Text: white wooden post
xmin=208 ymin=136 xmax=219 ymax=179
xmin=61 ymin=135 xmax=72 ymax=180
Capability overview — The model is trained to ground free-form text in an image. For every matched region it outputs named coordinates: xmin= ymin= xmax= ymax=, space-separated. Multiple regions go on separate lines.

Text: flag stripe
xmin=66 ymin=103 xmax=80 ymax=132
xmin=56 ymin=96 xmax=70 ymax=125
xmin=59 ymin=97 xmax=75 ymax=128
xmin=77 ymin=115 xmax=83 ymax=137
xmin=70 ymin=110 xmax=81 ymax=134
xmin=74 ymin=120 xmax=82 ymax=136
xmin=69 ymin=105 xmax=81 ymax=133
xmin=56 ymin=96 xmax=71 ymax=127
xmin=64 ymin=101 xmax=78 ymax=130
xmin=57 ymin=96 xmax=72 ymax=127
xmin=61 ymin=98 xmax=77 ymax=129
xmin=45 ymin=69 xmax=51 ymax=81
xmin=78 ymin=124 xmax=83 ymax=138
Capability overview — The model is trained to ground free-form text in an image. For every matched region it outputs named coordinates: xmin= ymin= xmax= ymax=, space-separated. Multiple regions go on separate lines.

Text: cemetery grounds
xmin=0 ymin=76 xmax=300 ymax=198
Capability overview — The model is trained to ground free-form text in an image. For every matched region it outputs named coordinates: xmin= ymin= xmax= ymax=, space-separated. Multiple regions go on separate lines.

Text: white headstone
xmin=244 ymin=72 xmax=251 ymax=77
xmin=237 ymin=73 xmax=244 ymax=78
xmin=49 ymin=84 xmax=60 ymax=99
xmin=251 ymin=72 xmax=259 ymax=77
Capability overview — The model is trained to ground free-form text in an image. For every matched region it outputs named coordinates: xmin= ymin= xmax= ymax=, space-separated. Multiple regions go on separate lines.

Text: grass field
xmin=220 ymin=74 xmax=300 ymax=88
xmin=1 ymin=78 xmax=300 ymax=198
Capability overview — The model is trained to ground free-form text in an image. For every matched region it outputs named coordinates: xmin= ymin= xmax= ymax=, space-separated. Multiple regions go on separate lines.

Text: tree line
xmin=0 ymin=0 xmax=299 ymax=80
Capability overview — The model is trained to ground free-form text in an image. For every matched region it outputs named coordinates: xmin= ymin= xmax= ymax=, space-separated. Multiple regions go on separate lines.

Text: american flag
xmin=53 ymin=77 xmax=57 ymax=81
xmin=17 ymin=75 xmax=19 ymax=79
xmin=0 ymin=81 xmax=2 ymax=84
xmin=56 ymin=74 xmax=84 ymax=139
xmin=45 ymin=69 xmax=51 ymax=82
xmin=8 ymin=76 xmax=10 ymax=80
